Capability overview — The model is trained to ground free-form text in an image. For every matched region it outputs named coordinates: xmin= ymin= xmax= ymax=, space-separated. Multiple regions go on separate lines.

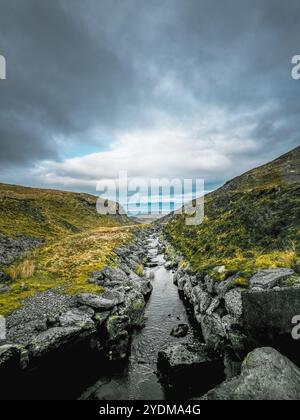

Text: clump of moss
xmin=135 ymin=264 xmax=145 ymax=277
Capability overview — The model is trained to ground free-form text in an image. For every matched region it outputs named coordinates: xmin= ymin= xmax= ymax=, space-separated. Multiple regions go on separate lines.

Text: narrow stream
xmin=80 ymin=235 xmax=200 ymax=400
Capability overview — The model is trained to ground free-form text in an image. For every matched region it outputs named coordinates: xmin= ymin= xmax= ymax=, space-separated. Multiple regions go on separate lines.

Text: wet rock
xmin=94 ymin=311 xmax=111 ymax=326
xmin=76 ymin=292 xmax=118 ymax=311
xmin=27 ymin=324 xmax=96 ymax=359
xmin=249 ymin=268 xmax=295 ymax=289
xmin=158 ymin=343 xmax=224 ymax=391
xmin=106 ymin=315 xmax=130 ymax=341
xmin=119 ymin=289 xmax=146 ymax=328
xmin=173 ymin=269 xmax=186 ymax=286
xmin=0 ymin=344 xmax=25 ymax=370
xmin=224 ymin=289 xmax=243 ymax=320
xmin=170 ymin=324 xmax=189 ymax=338
xmin=202 ymin=347 xmax=300 ymax=400
xmin=107 ymin=334 xmax=130 ymax=361
xmin=136 ymin=279 xmax=153 ymax=298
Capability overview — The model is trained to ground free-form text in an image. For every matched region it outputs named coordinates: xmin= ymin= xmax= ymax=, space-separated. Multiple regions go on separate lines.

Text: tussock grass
xmin=0 ymin=226 xmax=135 ymax=316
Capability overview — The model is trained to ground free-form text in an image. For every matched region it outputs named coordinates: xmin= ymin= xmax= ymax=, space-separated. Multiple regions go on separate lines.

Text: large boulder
xmin=157 ymin=343 xmax=224 ymax=393
xmin=202 ymin=347 xmax=300 ymax=400
xmin=242 ymin=287 xmax=300 ymax=355
xmin=249 ymin=268 xmax=295 ymax=289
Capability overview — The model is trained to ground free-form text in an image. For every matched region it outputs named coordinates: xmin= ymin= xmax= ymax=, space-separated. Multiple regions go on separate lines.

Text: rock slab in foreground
xmin=202 ymin=347 xmax=300 ymax=400
xmin=157 ymin=343 xmax=224 ymax=394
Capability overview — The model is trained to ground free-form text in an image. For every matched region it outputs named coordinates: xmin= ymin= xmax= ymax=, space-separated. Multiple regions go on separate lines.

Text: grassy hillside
xmin=0 ymin=183 xmax=134 ymax=315
xmin=0 ymin=183 xmax=129 ymax=239
xmin=165 ymin=146 xmax=300 ymax=281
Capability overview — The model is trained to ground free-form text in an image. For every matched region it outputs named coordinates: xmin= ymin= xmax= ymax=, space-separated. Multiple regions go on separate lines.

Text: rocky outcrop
xmin=173 ymin=264 xmax=300 ymax=365
xmin=0 ymin=229 xmax=154 ymax=377
xmin=0 ymin=233 xmax=43 ymax=266
xmin=202 ymin=347 xmax=300 ymax=400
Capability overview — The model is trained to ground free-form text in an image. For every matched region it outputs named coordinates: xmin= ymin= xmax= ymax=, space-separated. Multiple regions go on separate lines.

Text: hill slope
xmin=0 ymin=183 xmax=134 ymax=315
xmin=0 ymin=183 xmax=129 ymax=240
xmin=165 ymin=146 xmax=300 ymax=279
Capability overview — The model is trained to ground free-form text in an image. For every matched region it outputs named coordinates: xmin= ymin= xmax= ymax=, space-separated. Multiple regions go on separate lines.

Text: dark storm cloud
xmin=0 ymin=0 xmax=299 ymax=181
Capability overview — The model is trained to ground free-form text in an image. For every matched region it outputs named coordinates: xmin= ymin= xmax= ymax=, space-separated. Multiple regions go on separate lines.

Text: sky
xmin=0 ymin=0 xmax=299 ymax=214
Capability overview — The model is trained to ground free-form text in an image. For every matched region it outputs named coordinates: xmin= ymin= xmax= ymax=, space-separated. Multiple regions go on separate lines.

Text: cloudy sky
xmin=0 ymin=0 xmax=299 ymax=212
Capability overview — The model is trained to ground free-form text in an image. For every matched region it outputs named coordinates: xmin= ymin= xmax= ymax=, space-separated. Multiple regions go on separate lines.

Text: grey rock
xmin=27 ymin=324 xmax=96 ymax=358
xmin=215 ymin=276 xmax=236 ymax=297
xmin=177 ymin=274 xmax=189 ymax=291
xmin=224 ymin=289 xmax=243 ymax=320
xmin=249 ymin=268 xmax=295 ymax=289
xmin=158 ymin=343 xmax=224 ymax=390
xmin=119 ymin=289 xmax=146 ymax=328
xmin=204 ymin=275 xmax=215 ymax=294
xmin=106 ymin=315 xmax=130 ymax=341
xmin=0 ymin=233 xmax=43 ymax=266
xmin=206 ymin=297 xmax=220 ymax=316
xmin=201 ymin=313 xmax=225 ymax=349
xmin=0 ymin=271 xmax=10 ymax=283
xmin=77 ymin=292 xmax=118 ymax=310
xmin=0 ymin=344 xmax=23 ymax=370
xmin=170 ymin=324 xmax=189 ymax=338
xmin=242 ymin=286 xmax=300 ymax=349
xmin=136 ymin=279 xmax=153 ymax=298
xmin=59 ymin=308 xmax=95 ymax=328
xmin=183 ymin=278 xmax=193 ymax=301
xmin=191 ymin=286 xmax=211 ymax=314
xmin=203 ymin=347 xmax=300 ymax=400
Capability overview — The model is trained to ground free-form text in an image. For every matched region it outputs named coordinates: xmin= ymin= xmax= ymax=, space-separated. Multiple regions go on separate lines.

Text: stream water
xmin=5 ymin=235 xmax=201 ymax=400
xmin=80 ymin=236 xmax=200 ymax=400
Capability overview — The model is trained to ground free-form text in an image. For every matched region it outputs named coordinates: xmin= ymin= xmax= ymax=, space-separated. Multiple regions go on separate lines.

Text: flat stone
xmin=76 ymin=292 xmax=117 ymax=310
xmin=249 ymin=268 xmax=295 ymax=289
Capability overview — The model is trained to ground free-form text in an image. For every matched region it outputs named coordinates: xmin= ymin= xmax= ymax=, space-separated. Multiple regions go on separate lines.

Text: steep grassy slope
xmin=0 ymin=183 xmax=134 ymax=315
xmin=165 ymin=146 xmax=300 ymax=280
xmin=0 ymin=183 xmax=129 ymax=239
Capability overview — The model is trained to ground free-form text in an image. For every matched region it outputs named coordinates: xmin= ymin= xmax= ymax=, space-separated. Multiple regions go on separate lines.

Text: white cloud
xmin=34 ymin=108 xmax=261 ymax=197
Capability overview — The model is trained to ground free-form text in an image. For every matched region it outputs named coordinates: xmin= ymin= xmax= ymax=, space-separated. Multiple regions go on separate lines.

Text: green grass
xmin=165 ymin=146 xmax=300 ymax=278
xmin=0 ymin=226 xmax=135 ymax=315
